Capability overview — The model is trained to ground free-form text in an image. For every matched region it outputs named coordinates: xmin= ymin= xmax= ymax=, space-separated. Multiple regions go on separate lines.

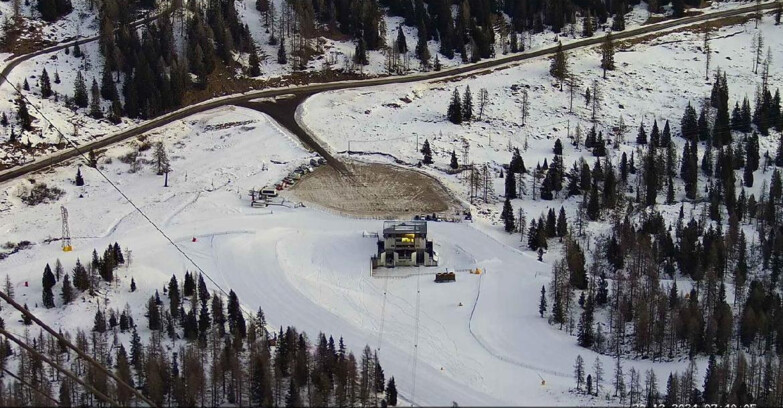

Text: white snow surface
xmin=0 ymin=105 xmax=710 ymax=406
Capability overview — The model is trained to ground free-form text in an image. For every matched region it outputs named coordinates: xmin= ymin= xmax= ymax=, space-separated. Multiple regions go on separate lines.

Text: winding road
xmin=0 ymin=0 xmax=778 ymax=183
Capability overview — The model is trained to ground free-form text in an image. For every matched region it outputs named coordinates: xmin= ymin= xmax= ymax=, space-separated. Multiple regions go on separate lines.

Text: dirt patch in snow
xmin=289 ymin=161 xmax=465 ymax=219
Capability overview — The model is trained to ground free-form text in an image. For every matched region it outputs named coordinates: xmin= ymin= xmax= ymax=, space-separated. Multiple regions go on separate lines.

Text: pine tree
xmin=130 ymin=277 xmax=136 ymax=292
xmin=89 ymin=78 xmax=103 ymax=118
xmin=248 ymin=50 xmax=261 ymax=76
xmin=147 ymin=295 xmax=161 ymax=330
xmin=16 ymin=94 xmax=32 ymax=131
xmin=100 ymin=64 xmax=117 ymax=101
xmin=227 ymin=289 xmax=247 ymax=337
xmin=582 ymin=11 xmax=594 ymax=37
xmin=40 ymin=68 xmax=52 ymax=98
xmin=462 ymin=86 xmax=473 ymax=121
xmin=612 ymin=3 xmax=627 ymax=31
xmin=450 ymin=150 xmax=459 ymax=169
xmin=74 ymin=167 xmax=84 ymax=186
xmin=447 ymin=88 xmax=462 ymax=124
xmin=168 ymin=275 xmax=180 ymax=317
xmin=681 ymin=102 xmax=698 ymax=142
xmin=153 ymin=141 xmax=171 ymax=175
xmin=354 ymin=38 xmax=369 ymax=65
xmin=42 ymin=264 xmax=56 ymax=308
xmin=396 ymin=26 xmax=408 ymax=54
xmin=550 ymin=42 xmax=568 ymax=90
xmin=93 ymin=310 xmax=106 ymax=333
xmin=574 ymin=355 xmax=585 ymax=390
xmin=420 ymin=139 xmax=433 ymax=164
xmin=587 ymin=184 xmax=600 ymax=220
xmin=505 ymin=169 xmax=517 ymax=199
xmin=415 ymin=19 xmax=430 ymax=68
xmin=556 ymin=207 xmax=567 ymax=237
xmin=672 ymin=0 xmax=685 ymax=17
xmin=59 ymin=380 xmax=72 ymax=407
xmin=600 ymin=33 xmax=615 ymax=78
xmin=636 ymin=121 xmax=647 ymax=144
xmin=61 ymin=274 xmax=74 ymax=304
xmin=501 ymin=198 xmax=515 ymax=233
xmin=277 ymin=40 xmax=287 ymax=64
xmin=183 ymin=271 xmax=195 ymax=297
xmin=386 ymin=377 xmax=398 ymax=406
xmin=72 ymin=259 xmax=89 ymax=291
xmin=73 ymin=71 xmax=88 ymax=108
xmin=538 ymin=285 xmax=547 ymax=317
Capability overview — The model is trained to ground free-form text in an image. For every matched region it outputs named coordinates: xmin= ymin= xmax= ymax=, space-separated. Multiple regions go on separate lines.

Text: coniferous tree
xmin=462 ymin=86 xmax=473 ymax=121
xmin=420 ymin=139 xmax=433 ymax=164
xmin=100 ymin=65 xmax=117 ymax=101
xmin=61 ymin=274 xmax=74 ymax=304
xmin=278 ymin=40 xmax=287 ymax=64
xmin=577 ymin=295 xmax=595 ymax=348
xmin=73 ymin=71 xmax=88 ymax=108
xmin=75 ymin=167 xmax=84 ymax=186
xmin=447 ymin=88 xmax=463 ymax=124
xmin=386 ymin=377 xmax=397 ymax=406
xmin=42 ymin=264 xmax=56 ymax=308
xmin=550 ymin=42 xmax=568 ymax=90
xmin=505 ymin=169 xmax=517 ymax=199
xmin=354 ymin=38 xmax=369 ymax=65
xmin=450 ymin=150 xmax=459 ymax=169
xmin=16 ymin=94 xmax=33 ymax=132
xmin=582 ymin=11 xmax=594 ymax=37
xmin=681 ymin=102 xmax=698 ymax=142
xmin=89 ymin=78 xmax=103 ymax=119
xmin=72 ymin=259 xmax=89 ymax=291
xmin=539 ymin=285 xmax=547 ymax=317
xmin=636 ymin=122 xmax=647 ymax=144
xmin=396 ymin=26 xmax=408 ymax=54
xmin=227 ymin=289 xmax=247 ymax=337
xmin=130 ymin=277 xmax=136 ymax=292
xmin=168 ymin=275 xmax=180 ymax=317
xmin=40 ymin=68 xmax=52 ymax=98
xmin=501 ymin=198 xmax=515 ymax=232
xmin=247 ymin=49 xmax=262 ymax=77
xmin=600 ymin=33 xmax=615 ymax=78
xmin=415 ymin=19 xmax=430 ymax=68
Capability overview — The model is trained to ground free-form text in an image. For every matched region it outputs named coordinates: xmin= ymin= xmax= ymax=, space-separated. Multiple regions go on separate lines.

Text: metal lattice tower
xmin=61 ymin=206 xmax=72 ymax=252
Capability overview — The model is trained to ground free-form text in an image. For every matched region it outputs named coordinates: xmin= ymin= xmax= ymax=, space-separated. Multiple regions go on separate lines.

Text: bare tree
xmin=591 ymin=79 xmax=601 ymax=123
xmin=753 ymin=32 xmax=764 ymax=74
xmin=703 ymin=23 xmax=711 ymax=80
xmin=520 ymin=89 xmax=529 ymax=125
xmin=478 ymin=88 xmax=490 ymax=120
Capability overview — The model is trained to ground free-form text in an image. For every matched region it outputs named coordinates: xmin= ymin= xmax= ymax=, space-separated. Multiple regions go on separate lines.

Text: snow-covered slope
xmin=0 ymin=104 xmax=710 ymax=405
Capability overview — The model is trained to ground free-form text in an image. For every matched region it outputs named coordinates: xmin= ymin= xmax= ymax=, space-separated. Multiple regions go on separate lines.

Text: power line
xmin=0 ymin=73 xmax=242 ymax=303
xmin=0 ymin=327 xmax=117 ymax=407
xmin=0 ymin=290 xmax=156 ymax=407
xmin=1 ymin=367 xmax=60 ymax=405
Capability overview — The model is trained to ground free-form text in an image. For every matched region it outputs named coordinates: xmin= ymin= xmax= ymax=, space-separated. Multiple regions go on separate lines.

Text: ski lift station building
xmin=371 ymin=220 xmax=438 ymax=268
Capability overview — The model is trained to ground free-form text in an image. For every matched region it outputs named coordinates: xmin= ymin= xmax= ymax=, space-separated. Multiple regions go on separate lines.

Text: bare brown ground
xmin=289 ymin=161 xmax=465 ymax=219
